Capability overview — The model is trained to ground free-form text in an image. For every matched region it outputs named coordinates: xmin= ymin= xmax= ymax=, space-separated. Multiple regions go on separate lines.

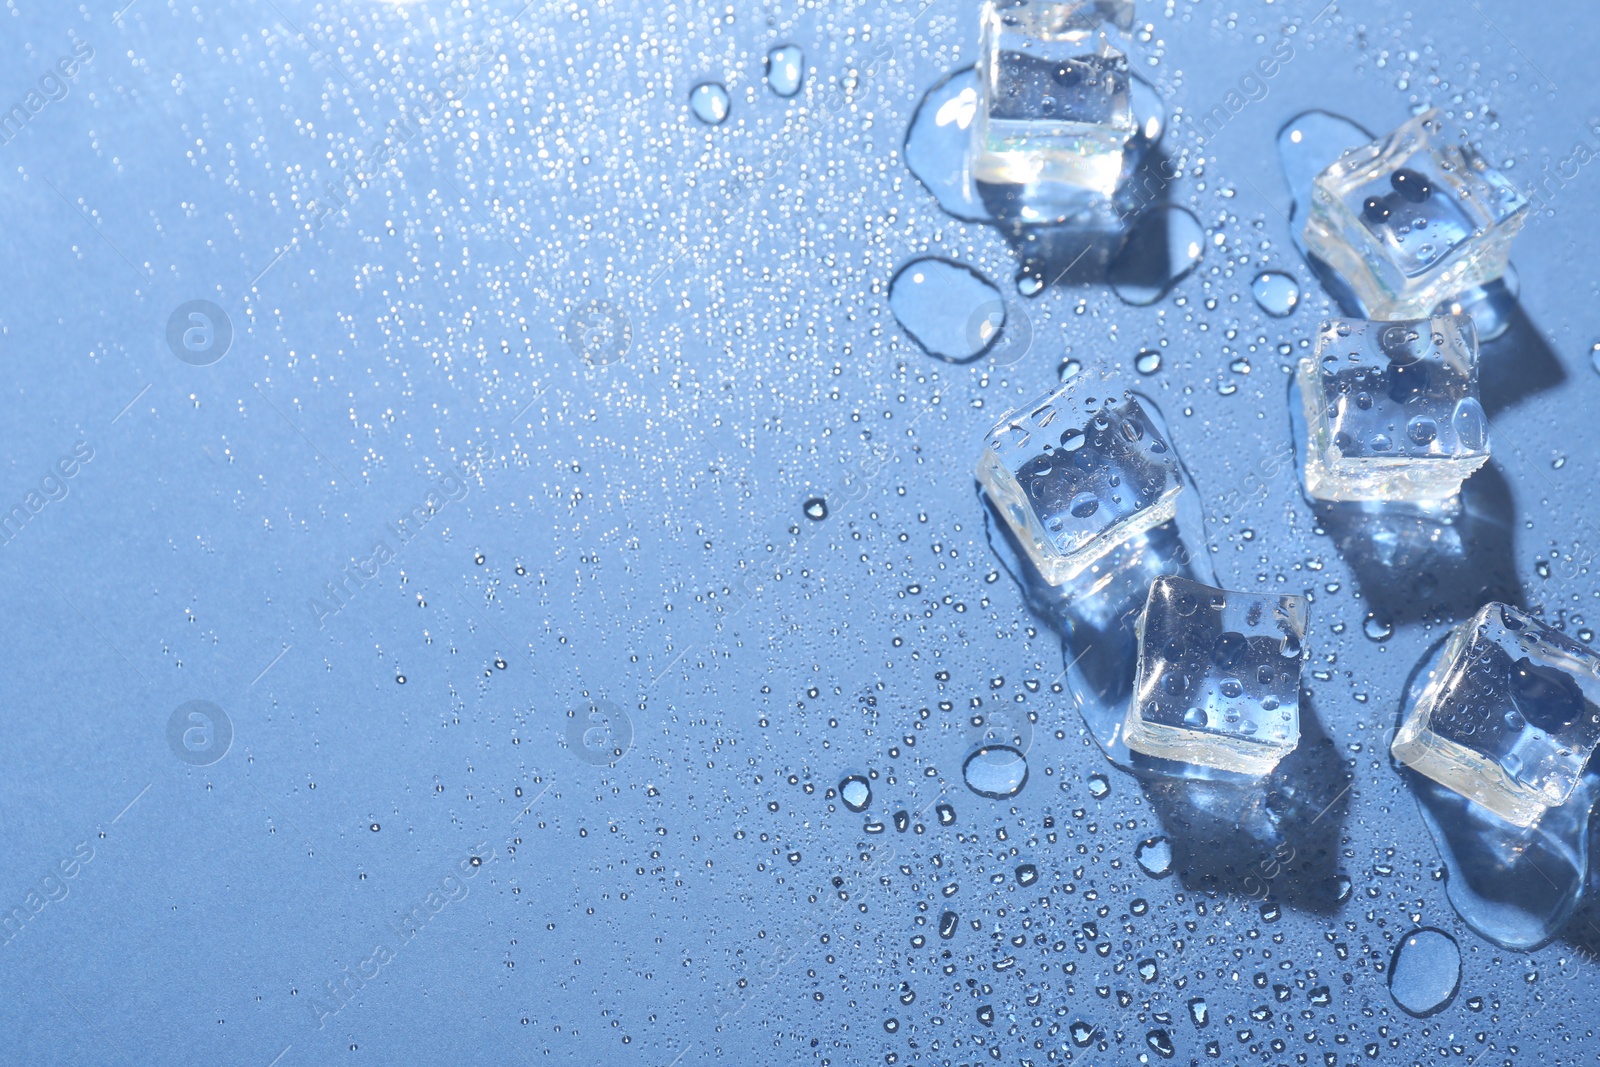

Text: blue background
xmin=1 ymin=0 xmax=1598 ymax=1063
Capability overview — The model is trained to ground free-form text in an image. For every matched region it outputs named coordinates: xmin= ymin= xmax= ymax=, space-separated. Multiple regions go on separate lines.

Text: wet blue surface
xmin=2 ymin=1 xmax=1600 ymax=1064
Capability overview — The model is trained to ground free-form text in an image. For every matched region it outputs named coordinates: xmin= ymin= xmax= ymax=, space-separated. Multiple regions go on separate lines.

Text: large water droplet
xmin=689 ymin=82 xmax=731 ymax=125
xmin=889 ymin=258 xmax=1006 ymax=362
xmin=1388 ymin=928 xmax=1461 ymax=1017
xmin=765 ymin=45 xmax=804 ymax=97
xmin=962 ymin=744 xmax=1029 ymax=799
xmin=1129 ymin=74 xmax=1166 ymax=145
xmin=1135 ymin=349 xmax=1162 ymax=375
xmin=1135 ymin=835 xmax=1174 ymax=878
xmin=1277 ymin=110 xmax=1374 ymax=219
xmin=904 ymin=67 xmax=990 ymax=223
xmin=1109 ymin=206 xmax=1205 ymax=306
xmin=1251 ymin=271 xmax=1301 ymax=317
xmin=839 ymin=774 xmax=871 ymax=812
xmin=1451 ymin=397 xmax=1488 ymax=451
xmin=1145 ymin=1028 xmax=1175 ymax=1059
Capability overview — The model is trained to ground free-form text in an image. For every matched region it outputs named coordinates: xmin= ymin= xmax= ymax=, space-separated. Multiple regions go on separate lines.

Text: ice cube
xmin=971 ymin=0 xmax=1138 ymax=200
xmin=1296 ymin=314 xmax=1490 ymax=503
xmin=1303 ymin=109 xmax=1528 ymax=319
xmin=976 ymin=379 xmax=1180 ymax=584
xmin=1392 ymin=602 xmax=1600 ymax=827
xmin=1122 ymin=576 xmax=1308 ymax=775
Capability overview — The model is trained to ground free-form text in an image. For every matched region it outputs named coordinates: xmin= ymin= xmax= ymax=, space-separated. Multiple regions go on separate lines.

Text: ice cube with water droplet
xmin=1122 ymin=576 xmax=1308 ymax=776
xmin=975 ymin=378 xmax=1181 ymax=584
xmin=1392 ymin=602 xmax=1600 ymax=827
xmin=1303 ymin=108 xmax=1528 ymax=319
xmin=971 ymin=0 xmax=1138 ymax=202
xmin=1295 ymin=313 xmax=1489 ymax=503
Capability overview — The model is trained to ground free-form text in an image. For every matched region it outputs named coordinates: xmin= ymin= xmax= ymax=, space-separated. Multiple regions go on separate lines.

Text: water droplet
xmin=903 ymin=68 xmax=990 ymax=222
xmin=1135 ymin=349 xmax=1162 ymax=375
xmin=962 ymin=744 xmax=1029 ymax=799
xmin=1277 ymin=111 xmax=1375 ymax=220
xmin=1069 ymin=1021 xmax=1096 ymax=1047
xmin=1388 ymin=928 xmax=1461 ymax=1017
xmin=839 ymin=774 xmax=871 ymax=812
xmin=1015 ymin=863 xmax=1038 ymax=886
xmin=1591 ymin=343 xmax=1600 ymax=376
xmin=889 ymin=258 xmax=1007 ymax=362
xmin=1135 ymin=836 xmax=1174 ymax=878
xmin=1145 ymin=1028 xmax=1175 ymax=1058
xmin=1451 ymin=397 xmax=1488 ymax=450
xmin=1058 ymin=357 xmax=1082 ymax=382
xmin=689 ymin=82 xmax=731 ymax=125
xmin=369 ymin=822 xmax=380 ymax=832
xmin=1109 ymin=206 xmax=1205 ymax=306
xmin=1186 ymin=996 xmax=1208 ymax=1028
xmin=764 ymin=45 xmax=804 ymax=97
xmin=938 ymin=909 xmax=960 ymax=939
xmin=1251 ymin=271 xmax=1301 ymax=317
xmin=1363 ymin=616 xmax=1393 ymax=642
xmin=803 ymin=497 xmax=828 ymax=521
xmin=935 ymin=801 xmax=956 ymax=826
xmin=882 ymin=1017 xmax=899 ymax=1033
xmin=1129 ymin=74 xmax=1166 ymax=144
xmin=1086 ymin=772 xmax=1110 ymax=799
xmin=976 ymin=1004 xmax=994 ymax=1027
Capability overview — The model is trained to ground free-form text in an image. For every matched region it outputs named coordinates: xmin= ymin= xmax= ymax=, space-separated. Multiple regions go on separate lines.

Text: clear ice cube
xmin=1122 ymin=576 xmax=1308 ymax=776
xmin=1303 ymin=108 xmax=1528 ymax=319
xmin=1392 ymin=603 xmax=1600 ymax=827
xmin=971 ymin=0 xmax=1138 ymax=199
xmin=976 ymin=379 xmax=1180 ymax=584
xmin=1296 ymin=314 xmax=1490 ymax=503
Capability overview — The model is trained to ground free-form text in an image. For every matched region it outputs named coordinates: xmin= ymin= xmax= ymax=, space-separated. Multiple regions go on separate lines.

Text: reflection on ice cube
xmin=976 ymin=378 xmax=1181 ymax=584
xmin=1294 ymin=314 xmax=1489 ymax=504
xmin=971 ymin=0 xmax=1138 ymax=202
xmin=1303 ymin=109 xmax=1528 ymax=319
xmin=1392 ymin=602 xmax=1600 ymax=827
xmin=1122 ymin=576 xmax=1308 ymax=776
